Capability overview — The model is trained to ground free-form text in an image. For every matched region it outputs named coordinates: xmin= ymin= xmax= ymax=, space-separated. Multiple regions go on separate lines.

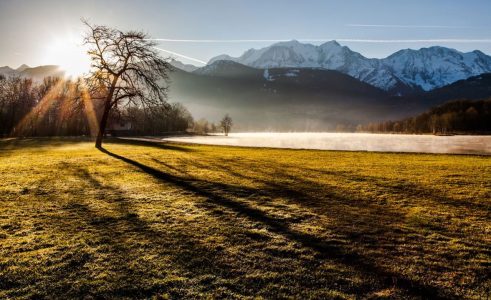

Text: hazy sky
xmin=1 ymin=0 xmax=491 ymax=68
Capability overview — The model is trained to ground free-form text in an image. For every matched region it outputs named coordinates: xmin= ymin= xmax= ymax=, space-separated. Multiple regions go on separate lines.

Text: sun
xmin=42 ymin=34 xmax=91 ymax=78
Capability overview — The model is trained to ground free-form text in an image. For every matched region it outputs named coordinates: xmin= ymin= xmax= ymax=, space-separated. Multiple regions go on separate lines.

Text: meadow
xmin=0 ymin=138 xmax=489 ymax=299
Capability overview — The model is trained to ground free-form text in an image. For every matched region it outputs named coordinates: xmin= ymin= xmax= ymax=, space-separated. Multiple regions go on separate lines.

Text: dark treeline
xmin=123 ymin=103 xmax=194 ymax=135
xmin=0 ymin=75 xmax=194 ymax=137
xmin=361 ymin=99 xmax=491 ymax=134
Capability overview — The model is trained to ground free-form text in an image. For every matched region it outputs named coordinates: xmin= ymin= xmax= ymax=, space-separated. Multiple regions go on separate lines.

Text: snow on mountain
xmin=207 ymin=40 xmax=491 ymax=93
xmin=384 ymin=47 xmax=491 ymax=91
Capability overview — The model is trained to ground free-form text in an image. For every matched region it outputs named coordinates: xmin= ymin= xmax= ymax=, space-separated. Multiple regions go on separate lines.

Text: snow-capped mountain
xmin=207 ymin=40 xmax=491 ymax=94
xmin=384 ymin=47 xmax=491 ymax=91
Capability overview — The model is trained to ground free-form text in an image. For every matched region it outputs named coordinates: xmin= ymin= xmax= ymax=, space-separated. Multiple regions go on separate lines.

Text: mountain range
xmin=167 ymin=60 xmax=491 ymax=130
xmin=0 ymin=64 xmax=64 ymax=81
xmin=2 ymin=41 xmax=491 ymax=130
xmin=206 ymin=40 xmax=491 ymax=95
xmin=168 ymin=61 xmax=403 ymax=130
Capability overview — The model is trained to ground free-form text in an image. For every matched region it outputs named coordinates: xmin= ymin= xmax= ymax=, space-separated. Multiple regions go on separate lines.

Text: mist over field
xmin=162 ymin=132 xmax=491 ymax=155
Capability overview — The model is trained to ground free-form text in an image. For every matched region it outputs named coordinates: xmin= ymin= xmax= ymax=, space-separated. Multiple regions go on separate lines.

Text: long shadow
xmin=99 ymin=146 xmax=455 ymax=299
xmin=105 ymin=137 xmax=196 ymax=153
xmin=207 ymin=155 xmax=489 ymax=222
xmin=206 ymin=157 xmax=491 ymax=265
xmin=141 ymin=153 xmax=491 ymax=296
xmin=41 ymin=164 xmax=241 ymax=298
xmin=302 ymin=166 xmax=491 ymax=212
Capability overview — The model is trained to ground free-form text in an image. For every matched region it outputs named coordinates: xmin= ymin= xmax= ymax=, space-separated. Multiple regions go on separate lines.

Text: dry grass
xmin=0 ymin=137 xmax=490 ymax=299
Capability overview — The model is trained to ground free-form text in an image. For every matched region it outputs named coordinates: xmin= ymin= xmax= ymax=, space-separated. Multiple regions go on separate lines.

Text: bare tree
xmin=220 ymin=114 xmax=233 ymax=136
xmin=83 ymin=20 xmax=171 ymax=148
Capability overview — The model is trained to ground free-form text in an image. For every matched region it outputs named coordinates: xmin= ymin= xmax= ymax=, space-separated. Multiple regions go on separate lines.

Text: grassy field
xmin=0 ymin=138 xmax=489 ymax=299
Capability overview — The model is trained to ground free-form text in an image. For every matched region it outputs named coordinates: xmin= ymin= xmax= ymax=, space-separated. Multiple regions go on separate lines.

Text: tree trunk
xmin=95 ymin=100 xmax=111 ymax=148
xmin=95 ymin=76 xmax=119 ymax=148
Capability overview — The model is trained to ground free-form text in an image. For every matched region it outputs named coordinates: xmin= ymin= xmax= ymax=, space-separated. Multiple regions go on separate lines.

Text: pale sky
xmin=1 ymin=0 xmax=491 ymax=69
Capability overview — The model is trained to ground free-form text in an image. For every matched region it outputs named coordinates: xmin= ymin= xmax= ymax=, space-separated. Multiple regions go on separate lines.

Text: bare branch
xmin=82 ymin=21 xmax=171 ymax=147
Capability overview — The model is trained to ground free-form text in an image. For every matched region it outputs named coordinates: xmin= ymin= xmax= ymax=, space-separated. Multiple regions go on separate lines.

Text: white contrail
xmin=346 ymin=24 xmax=473 ymax=29
xmin=147 ymin=39 xmax=292 ymax=43
xmin=152 ymin=46 xmax=207 ymax=64
xmin=336 ymin=38 xmax=491 ymax=43
xmin=148 ymin=38 xmax=491 ymax=43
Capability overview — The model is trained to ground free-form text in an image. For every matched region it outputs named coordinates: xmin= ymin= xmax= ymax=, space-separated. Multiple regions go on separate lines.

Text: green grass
xmin=0 ymin=137 xmax=490 ymax=299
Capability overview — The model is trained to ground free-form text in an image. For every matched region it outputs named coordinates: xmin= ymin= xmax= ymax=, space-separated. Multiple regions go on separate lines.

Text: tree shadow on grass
xmin=302 ymin=166 xmax=490 ymax=212
xmin=98 ymin=146 xmax=455 ymax=299
xmin=0 ymin=136 xmax=195 ymax=154
xmin=189 ymin=156 xmax=490 ymax=286
xmin=35 ymin=165 xmax=242 ymax=299
xmin=189 ymin=154 xmax=491 ymax=297
xmin=105 ymin=137 xmax=196 ymax=153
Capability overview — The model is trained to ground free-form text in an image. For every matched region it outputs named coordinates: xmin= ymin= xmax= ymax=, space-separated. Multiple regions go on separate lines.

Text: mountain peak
xmin=169 ymin=59 xmax=199 ymax=72
xmin=208 ymin=54 xmax=234 ymax=65
xmin=274 ymin=39 xmax=301 ymax=46
xmin=193 ymin=60 xmax=257 ymax=77
xmin=320 ymin=40 xmax=341 ymax=47
xmin=472 ymin=49 xmax=486 ymax=56
xmin=16 ymin=64 xmax=30 ymax=72
xmin=0 ymin=66 xmax=16 ymax=77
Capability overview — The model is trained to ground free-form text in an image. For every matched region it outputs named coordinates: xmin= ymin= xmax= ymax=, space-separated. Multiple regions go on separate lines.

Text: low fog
xmin=163 ymin=133 xmax=491 ymax=155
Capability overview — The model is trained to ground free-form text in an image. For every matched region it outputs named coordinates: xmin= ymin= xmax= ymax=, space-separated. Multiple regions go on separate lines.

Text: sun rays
xmin=80 ymin=85 xmax=100 ymax=136
xmin=12 ymin=78 xmax=100 ymax=137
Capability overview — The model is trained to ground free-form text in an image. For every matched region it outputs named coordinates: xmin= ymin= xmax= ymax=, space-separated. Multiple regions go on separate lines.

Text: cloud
xmin=346 ymin=24 xmax=472 ymax=29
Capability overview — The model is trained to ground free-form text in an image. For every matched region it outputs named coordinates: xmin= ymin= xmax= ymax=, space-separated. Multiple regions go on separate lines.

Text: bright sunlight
xmin=42 ymin=34 xmax=91 ymax=77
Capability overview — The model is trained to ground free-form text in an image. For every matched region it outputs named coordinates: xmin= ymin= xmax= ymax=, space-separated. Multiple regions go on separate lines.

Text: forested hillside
xmin=363 ymin=99 xmax=491 ymax=134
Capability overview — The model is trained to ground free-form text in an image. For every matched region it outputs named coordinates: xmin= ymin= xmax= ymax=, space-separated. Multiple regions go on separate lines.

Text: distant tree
xmin=210 ymin=122 xmax=217 ymax=133
xmin=167 ymin=103 xmax=194 ymax=132
xmin=393 ymin=122 xmax=401 ymax=133
xmin=335 ymin=124 xmax=347 ymax=132
xmin=464 ymin=106 xmax=479 ymax=130
xmin=429 ymin=114 xmax=439 ymax=134
xmin=220 ymin=114 xmax=233 ymax=136
xmin=83 ymin=20 xmax=171 ymax=148
xmin=194 ymin=118 xmax=210 ymax=134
